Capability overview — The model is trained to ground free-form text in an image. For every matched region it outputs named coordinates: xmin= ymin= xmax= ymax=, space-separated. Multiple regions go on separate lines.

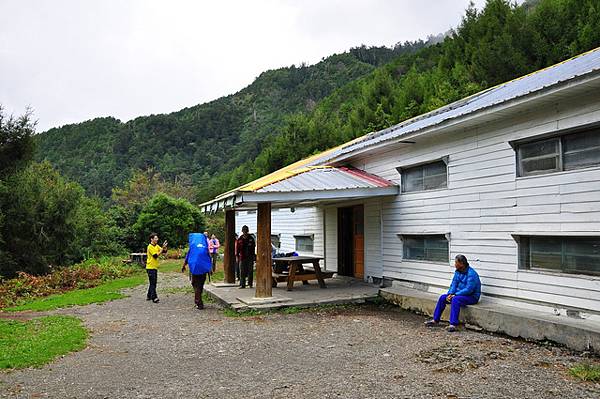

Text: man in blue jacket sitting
xmin=425 ymin=254 xmax=481 ymax=332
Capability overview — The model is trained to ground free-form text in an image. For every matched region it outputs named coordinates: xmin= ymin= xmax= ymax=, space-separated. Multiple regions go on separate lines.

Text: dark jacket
xmin=236 ymin=234 xmax=256 ymax=262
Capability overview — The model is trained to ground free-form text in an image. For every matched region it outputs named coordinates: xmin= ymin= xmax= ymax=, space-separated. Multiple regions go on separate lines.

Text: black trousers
xmin=234 ymin=260 xmax=240 ymax=281
xmin=146 ymin=269 xmax=158 ymax=300
xmin=210 ymin=253 xmax=218 ymax=272
xmin=240 ymin=259 xmax=254 ymax=288
xmin=191 ymin=273 xmax=207 ymax=307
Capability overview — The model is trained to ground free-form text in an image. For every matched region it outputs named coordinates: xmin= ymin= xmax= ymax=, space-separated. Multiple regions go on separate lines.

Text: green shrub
xmin=133 ymin=193 xmax=205 ymax=249
xmin=0 ymin=258 xmax=138 ymax=308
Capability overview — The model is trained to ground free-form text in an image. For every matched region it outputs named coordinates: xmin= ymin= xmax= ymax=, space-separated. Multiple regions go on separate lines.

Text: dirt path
xmin=1 ymin=273 xmax=599 ymax=398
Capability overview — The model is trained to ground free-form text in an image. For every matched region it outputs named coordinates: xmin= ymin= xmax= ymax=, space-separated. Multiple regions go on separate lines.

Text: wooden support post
xmin=223 ymin=209 xmax=236 ymax=284
xmin=255 ymin=202 xmax=272 ymax=298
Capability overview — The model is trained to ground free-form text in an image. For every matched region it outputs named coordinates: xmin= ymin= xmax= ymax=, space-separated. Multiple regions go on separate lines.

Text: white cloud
xmin=0 ymin=0 xmax=490 ymax=131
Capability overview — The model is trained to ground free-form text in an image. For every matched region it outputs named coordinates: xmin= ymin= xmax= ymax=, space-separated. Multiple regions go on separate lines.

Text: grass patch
xmin=569 ymin=363 xmax=600 ymax=382
xmin=0 ymin=316 xmax=88 ymax=369
xmin=159 ymin=260 xmax=225 ymax=282
xmin=223 ymin=308 xmax=265 ymax=317
xmin=5 ymin=274 xmax=147 ymax=312
xmin=222 ymin=303 xmax=361 ymax=318
xmin=163 ymin=286 xmax=195 ymax=294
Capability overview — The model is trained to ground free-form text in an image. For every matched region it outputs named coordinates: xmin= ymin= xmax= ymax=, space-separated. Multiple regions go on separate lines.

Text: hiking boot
xmin=424 ymin=319 xmax=438 ymax=327
xmin=447 ymin=324 xmax=458 ymax=332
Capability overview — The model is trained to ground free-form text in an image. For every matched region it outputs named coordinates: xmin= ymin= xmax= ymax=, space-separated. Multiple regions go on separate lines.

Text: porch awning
xmin=201 ymin=166 xmax=398 ymax=213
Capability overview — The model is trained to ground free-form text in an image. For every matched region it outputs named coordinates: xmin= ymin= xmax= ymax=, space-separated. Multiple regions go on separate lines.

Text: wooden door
xmin=337 ymin=207 xmax=354 ymax=276
xmin=353 ymin=205 xmax=364 ymax=279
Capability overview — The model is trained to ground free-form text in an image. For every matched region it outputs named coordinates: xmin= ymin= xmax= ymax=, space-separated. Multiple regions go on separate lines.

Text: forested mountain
xmin=36 ymin=0 xmax=600 ymax=204
xmin=35 ymin=44 xmax=424 ymax=198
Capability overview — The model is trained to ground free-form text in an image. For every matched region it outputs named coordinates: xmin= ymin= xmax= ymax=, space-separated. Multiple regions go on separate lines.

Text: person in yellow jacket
xmin=146 ymin=232 xmax=168 ymax=303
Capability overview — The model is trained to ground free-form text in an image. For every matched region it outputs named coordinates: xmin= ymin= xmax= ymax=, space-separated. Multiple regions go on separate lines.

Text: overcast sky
xmin=1 ymin=0 xmax=492 ymax=132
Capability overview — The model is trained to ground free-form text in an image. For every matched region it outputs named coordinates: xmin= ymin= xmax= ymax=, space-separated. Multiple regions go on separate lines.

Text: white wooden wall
xmin=235 ymin=207 xmax=324 ymax=257
xmin=324 ymin=207 xmax=338 ymax=272
xmin=350 ymin=90 xmax=600 ymax=312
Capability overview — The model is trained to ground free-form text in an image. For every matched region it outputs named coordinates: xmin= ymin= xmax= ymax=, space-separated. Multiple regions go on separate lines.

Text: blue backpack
xmin=186 ymin=233 xmax=212 ymax=275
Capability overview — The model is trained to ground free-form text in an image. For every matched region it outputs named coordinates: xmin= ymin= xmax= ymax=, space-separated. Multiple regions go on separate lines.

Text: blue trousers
xmin=433 ymin=294 xmax=478 ymax=325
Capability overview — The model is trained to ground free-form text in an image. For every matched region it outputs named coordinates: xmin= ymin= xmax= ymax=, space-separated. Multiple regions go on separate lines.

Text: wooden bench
xmin=271 ymin=256 xmax=333 ymax=291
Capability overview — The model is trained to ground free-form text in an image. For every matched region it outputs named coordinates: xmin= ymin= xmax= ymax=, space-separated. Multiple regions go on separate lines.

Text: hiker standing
xmin=146 ymin=233 xmax=167 ymax=303
xmin=236 ymin=225 xmax=255 ymax=289
xmin=182 ymin=233 xmax=212 ymax=310
xmin=208 ymin=234 xmax=220 ymax=273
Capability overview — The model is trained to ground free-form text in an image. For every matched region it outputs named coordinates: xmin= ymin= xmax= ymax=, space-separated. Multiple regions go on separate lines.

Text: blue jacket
xmin=447 ymin=266 xmax=481 ymax=301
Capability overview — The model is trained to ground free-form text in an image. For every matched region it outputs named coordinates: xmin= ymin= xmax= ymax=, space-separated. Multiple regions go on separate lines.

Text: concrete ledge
xmin=211 ymin=282 xmax=239 ymax=288
xmin=380 ymin=286 xmax=600 ymax=353
xmin=237 ymin=296 xmax=292 ymax=305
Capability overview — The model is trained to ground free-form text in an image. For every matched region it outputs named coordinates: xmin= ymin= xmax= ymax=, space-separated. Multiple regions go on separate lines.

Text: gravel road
xmin=1 ymin=273 xmax=599 ymax=399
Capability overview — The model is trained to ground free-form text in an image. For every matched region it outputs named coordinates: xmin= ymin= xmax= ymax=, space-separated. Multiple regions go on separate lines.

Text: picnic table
xmin=271 ymin=256 xmax=334 ymax=291
xmin=129 ymin=252 xmax=147 ymax=267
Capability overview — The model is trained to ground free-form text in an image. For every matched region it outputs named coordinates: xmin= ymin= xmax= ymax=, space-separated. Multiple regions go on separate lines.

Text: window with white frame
xmin=518 ymin=235 xmax=600 ymax=277
xmin=401 ymin=234 xmax=449 ymax=263
xmin=516 ymin=127 xmax=600 ymax=177
xmin=398 ymin=159 xmax=448 ymax=192
xmin=295 ymin=235 xmax=314 ymax=252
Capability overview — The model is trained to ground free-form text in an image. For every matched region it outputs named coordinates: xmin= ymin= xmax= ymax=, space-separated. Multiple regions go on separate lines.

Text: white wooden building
xmin=235 ymin=207 xmax=324 ymax=258
xmin=203 ymin=48 xmax=600 ymax=315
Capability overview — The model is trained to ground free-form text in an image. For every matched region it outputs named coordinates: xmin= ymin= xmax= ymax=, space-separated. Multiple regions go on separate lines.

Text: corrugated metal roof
xmin=202 ymin=47 xmax=600 ymax=209
xmin=308 ymin=46 xmax=600 ymax=165
xmin=257 ymin=166 xmax=394 ymax=193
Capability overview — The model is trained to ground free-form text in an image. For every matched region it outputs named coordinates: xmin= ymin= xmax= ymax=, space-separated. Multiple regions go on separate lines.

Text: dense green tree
xmin=0 ymin=105 xmax=35 ymax=174
xmin=132 ymin=193 xmax=205 ymax=250
xmin=0 ymin=162 xmax=122 ymax=277
xmin=32 ymin=0 xmax=600 ymax=207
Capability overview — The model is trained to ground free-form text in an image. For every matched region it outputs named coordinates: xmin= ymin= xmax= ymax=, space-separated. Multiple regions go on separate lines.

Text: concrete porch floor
xmin=204 ymin=276 xmax=380 ymax=311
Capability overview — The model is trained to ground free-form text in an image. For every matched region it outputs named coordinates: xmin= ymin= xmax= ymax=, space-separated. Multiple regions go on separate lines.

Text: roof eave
xmin=320 ymin=69 xmax=600 ymax=166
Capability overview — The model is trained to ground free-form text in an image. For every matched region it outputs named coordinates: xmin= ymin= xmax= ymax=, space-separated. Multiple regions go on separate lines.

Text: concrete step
xmin=380 ymin=286 xmax=600 ymax=353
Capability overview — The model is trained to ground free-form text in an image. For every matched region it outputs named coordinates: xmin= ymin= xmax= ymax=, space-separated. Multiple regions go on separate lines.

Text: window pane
xmin=271 ymin=235 xmax=280 ymax=248
xmin=402 ymin=160 xmax=447 ymax=192
xmin=563 ymin=130 xmax=600 ymax=153
xmin=403 ymin=235 xmax=448 ymax=262
xmin=403 ymin=167 xmax=423 ymax=192
xmin=295 ymin=236 xmax=313 ymax=252
xmin=530 ymin=237 xmax=562 ymax=271
xmin=563 ymin=238 xmax=600 ymax=275
xmin=521 ymin=156 xmax=559 ymax=175
xmin=424 ymin=173 xmax=447 ymax=190
xmin=424 ymin=161 xmax=447 ymax=177
xmin=403 ymin=237 xmax=425 ymax=260
xmin=519 ymin=138 xmax=559 ymax=160
xmin=522 ymin=236 xmax=600 ymax=276
xmin=563 ymin=148 xmax=600 ymax=170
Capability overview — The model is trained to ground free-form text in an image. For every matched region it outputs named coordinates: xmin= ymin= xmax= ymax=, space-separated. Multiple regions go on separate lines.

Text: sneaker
xmin=152 ymin=298 xmax=160 ymax=303
xmin=146 ymin=297 xmax=151 ymax=301
xmin=447 ymin=324 xmax=458 ymax=332
xmin=196 ymin=304 xmax=204 ymax=310
xmin=239 ymin=286 xmax=245 ymax=289
xmin=424 ymin=319 xmax=438 ymax=327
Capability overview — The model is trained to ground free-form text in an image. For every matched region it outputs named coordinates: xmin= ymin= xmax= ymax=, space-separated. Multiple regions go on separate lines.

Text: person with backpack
xmin=181 ymin=232 xmax=212 ymax=310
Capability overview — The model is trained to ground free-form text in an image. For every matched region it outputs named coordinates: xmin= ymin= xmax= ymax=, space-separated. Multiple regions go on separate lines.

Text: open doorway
xmin=337 ymin=205 xmax=364 ymax=278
